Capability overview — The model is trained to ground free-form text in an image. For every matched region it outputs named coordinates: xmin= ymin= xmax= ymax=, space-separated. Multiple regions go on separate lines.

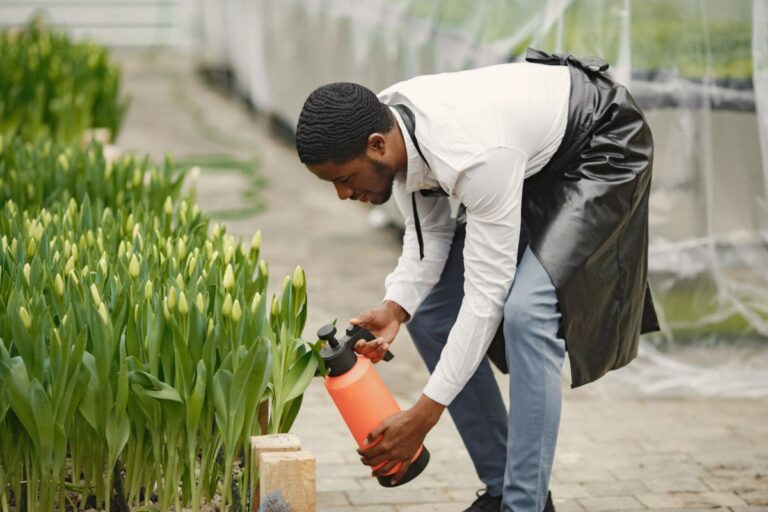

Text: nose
xmin=334 ymin=183 xmax=354 ymax=200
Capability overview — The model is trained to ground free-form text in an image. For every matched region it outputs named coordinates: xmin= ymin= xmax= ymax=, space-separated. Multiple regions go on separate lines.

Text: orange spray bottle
xmin=317 ymin=323 xmax=430 ymax=487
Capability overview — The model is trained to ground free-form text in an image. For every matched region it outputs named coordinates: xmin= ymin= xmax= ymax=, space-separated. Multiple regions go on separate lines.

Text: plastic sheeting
xmin=193 ymin=0 xmax=768 ymax=396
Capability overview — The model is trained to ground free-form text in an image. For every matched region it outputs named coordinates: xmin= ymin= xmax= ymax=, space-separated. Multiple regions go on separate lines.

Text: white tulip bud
xmin=223 ymin=264 xmax=235 ymax=291
xmin=164 ymin=196 xmax=173 ymax=215
xmin=23 ymin=263 xmax=31 ymax=285
xmin=19 ymin=305 xmax=32 ymax=330
xmin=222 ymin=294 xmax=233 ymax=317
xmin=55 ymin=274 xmax=64 ymax=296
xmin=129 ymin=254 xmax=140 ymax=278
xmin=178 ymin=291 xmax=188 ymax=315
xmin=168 ymin=287 xmax=177 ymax=311
xmin=292 ymin=266 xmax=304 ymax=290
xmin=250 ymin=292 xmax=261 ymax=314
xmin=196 ymin=293 xmax=205 ymax=314
xmin=231 ymin=299 xmax=242 ymax=323
xmin=97 ymin=302 xmax=109 ymax=324
xmin=90 ymin=283 xmax=101 ymax=305
xmin=144 ymin=280 xmax=153 ymax=300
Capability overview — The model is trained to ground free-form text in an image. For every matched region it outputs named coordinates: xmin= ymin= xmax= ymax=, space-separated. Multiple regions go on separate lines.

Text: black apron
xmin=396 ymin=48 xmax=659 ymax=387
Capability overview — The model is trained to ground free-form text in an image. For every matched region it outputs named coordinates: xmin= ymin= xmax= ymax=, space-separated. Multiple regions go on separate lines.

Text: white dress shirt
xmin=377 ymin=63 xmax=570 ymax=405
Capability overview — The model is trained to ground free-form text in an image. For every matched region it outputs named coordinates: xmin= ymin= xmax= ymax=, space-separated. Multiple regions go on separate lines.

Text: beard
xmin=367 ymin=157 xmax=396 ymax=204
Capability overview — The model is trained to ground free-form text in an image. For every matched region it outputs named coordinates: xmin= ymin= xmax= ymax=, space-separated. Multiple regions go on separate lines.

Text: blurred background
xmin=2 ymin=0 xmax=766 ymax=396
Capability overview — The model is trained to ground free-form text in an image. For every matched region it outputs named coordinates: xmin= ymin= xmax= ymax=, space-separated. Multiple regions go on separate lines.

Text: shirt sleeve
xmin=383 ymin=179 xmax=455 ymax=318
xmin=423 ymin=146 xmax=527 ymax=405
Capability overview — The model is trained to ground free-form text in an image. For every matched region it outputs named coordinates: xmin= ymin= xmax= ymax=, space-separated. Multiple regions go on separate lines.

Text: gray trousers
xmin=406 ymin=223 xmax=566 ymax=512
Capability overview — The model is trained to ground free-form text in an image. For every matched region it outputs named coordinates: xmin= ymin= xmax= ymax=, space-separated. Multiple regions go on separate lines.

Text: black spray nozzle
xmin=317 ymin=323 xmax=395 ymax=376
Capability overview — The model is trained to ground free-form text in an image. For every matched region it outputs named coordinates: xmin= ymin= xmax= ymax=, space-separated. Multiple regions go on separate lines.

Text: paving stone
xmin=738 ymin=490 xmax=768 ymax=506
xmin=318 ymin=491 xmax=350 ymax=507
xmin=551 ymin=483 xmax=589 ymax=499
xmin=575 ymin=495 xmax=645 ymax=510
xmin=640 ymin=477 xmax=709 ymax=493
xmin=318 ymin=477 xmax=362 ymax=492
xmin=322 ymin=506 xmax=397 ymax=512
xmin=347 ymin=489 xmax=450 ymax=506
xmin=582 ymin=479 xmax=651 ymax=496
xmin=701 ymin=474 xmax=767 ymax=492
xmin=396 ymin=502 xmax=466 ymax=512
xmin=636 ymin=491 xmax=747 ymax=508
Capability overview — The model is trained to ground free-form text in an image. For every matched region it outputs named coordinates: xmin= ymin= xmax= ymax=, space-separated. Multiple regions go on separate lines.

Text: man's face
xmin=308 ymin=155 xmax=397 ymax=205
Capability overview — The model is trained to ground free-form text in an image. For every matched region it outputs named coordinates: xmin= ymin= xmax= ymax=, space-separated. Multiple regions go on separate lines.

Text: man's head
xmin=295 ymin=82 xmax=406 ymax=205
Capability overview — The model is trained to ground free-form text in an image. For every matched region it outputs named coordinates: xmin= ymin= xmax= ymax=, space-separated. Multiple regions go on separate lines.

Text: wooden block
xmin=259 ymin=451 xmax=316 ymax=512
xmin=258 ymin=399 xmax=270 ymax=435
xmin=250 ymin=433 xmax=301 ymax=511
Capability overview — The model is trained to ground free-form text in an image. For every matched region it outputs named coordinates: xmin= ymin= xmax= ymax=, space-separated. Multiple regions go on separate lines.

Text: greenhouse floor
xmin=116 ymin=51 xmax=768 ymax=512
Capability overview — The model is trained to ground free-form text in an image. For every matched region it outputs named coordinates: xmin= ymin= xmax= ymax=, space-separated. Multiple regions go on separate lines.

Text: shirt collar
xmin=389 ymin=106 xmax=430 ymax=194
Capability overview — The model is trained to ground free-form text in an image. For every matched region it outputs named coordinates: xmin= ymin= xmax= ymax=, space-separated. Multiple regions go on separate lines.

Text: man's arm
xmin=351 ymin=179 xmax=454 ymax=360
xmin=423 ymin=146 xmax=527 ymax=405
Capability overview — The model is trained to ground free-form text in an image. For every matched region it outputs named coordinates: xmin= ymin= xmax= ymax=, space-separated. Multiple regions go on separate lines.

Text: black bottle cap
xmin=318 ymin=324 xmax=358 ymax=376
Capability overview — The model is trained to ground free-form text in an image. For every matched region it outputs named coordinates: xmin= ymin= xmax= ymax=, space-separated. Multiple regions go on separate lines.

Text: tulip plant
xmin=0 ymin=15 xmax=128 ymax=144
xmin=0 ymin=143 xmax=320 ymax=511
xmin=0 ymin=136 xmax=184 ymax=214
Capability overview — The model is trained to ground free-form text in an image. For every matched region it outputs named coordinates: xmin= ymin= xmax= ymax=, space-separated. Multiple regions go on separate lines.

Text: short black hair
xmin=295 ymin=82 xmax=394 ymax=165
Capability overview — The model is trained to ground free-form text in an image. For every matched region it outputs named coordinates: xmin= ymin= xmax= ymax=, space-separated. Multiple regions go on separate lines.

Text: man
xmin=295 ymin=48 xmax=659 ymax=512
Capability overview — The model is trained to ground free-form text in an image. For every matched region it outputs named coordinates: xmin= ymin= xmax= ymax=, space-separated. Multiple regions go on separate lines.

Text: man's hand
xmin=351 ymin=301 xmax=409 ymax=363
xmin=357 ymin=395 xmax=445 ymax=485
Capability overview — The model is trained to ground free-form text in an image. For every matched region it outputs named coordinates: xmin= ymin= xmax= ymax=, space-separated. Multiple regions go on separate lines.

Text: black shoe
xmin=463 ymin=490 xmax=556 ymax=512
xmin=544 ymin=491 xmax=556 ymax=512
xmin=463 ymin=489 xmax=502 ymax=512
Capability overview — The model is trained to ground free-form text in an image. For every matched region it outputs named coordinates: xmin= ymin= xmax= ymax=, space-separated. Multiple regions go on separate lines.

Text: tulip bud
xmin=19 ymin=306 xmax=32 ymax=330
xmin=98 ymin=302 xmax=109 ymax=324
xmin=188 ymin=255 xmax=197 ymax=278
xmin=86 ymin=230 xmax=95 ymax=246
xmin=117 ymin=240 xmax=126 ymax=260
xmin=10 ymin=238 xmax=17 ymax=255
xmin=196 ymin=293 xmax=205 ymax=314
xmin=144 ymin=280 xmax=153 ymax=300
xmin=168 ymin=287 xmax=177 ymax=311
xmin=250 ymin=292 xmax=261 ymax=314
xmin=191 ymin=203 xmax=199 ymax=218
xmin=250 ymin=230 xmax=262 ymax=256
xmin=178 ymin=291 xmax=188 ymax=315
xmin=207 ymin=318 xmax=214 ymax=335
xmin=26 ymin=237 xmax=37 ymax=257
xmin=164 ymin=196 xmax=173 ymax=215
xmin=99 ymin=254 xmax=108 ymax=275
xmin=125 ymin=213 xmax=135 ymax=234
xmin=205 ymin=241 xmax=213 ymax=258
xmin=212 ymin=223 xmax=222 ymax=238
xmin=90 ymin=283 xmax=101 ymax=305
xmin=163 ymin=298 xmax=171 ymax=321
xmin=222 ymin=294 xmax=233 ymax=317
xmin=129 ymin=254 xmax=140 ymax=278
xmin=69 ymin=271 xmax=79 ymax=285
xmin=224 ymin=243 xmax=234 ymax=265
xmin=223 ymin=264 xmax=235 ymax=291
xmin=54 ymin=274 xmax=64 ymax=296
xmin=231 ymin=299 xmax=242 ymax=323
xmin=70 ymin=243 xmax=78 ymax=260
xmin=271 ymin=295 xmax=279 ymax=317
xmin=292 ymin=266 xmax=304 ymax=290
xmin=177 ymin=238 xmax=187 ymax=261
xmin=176 ymin=273 xmax=184 ymax=288
xmin=23 ymin=263 xmax=31 ymax=285
xmin=81 ymin=265 xmax=89 ymax=276
xmin=132 ymin=223 xmax=140 ymax=239
xmin=259 ymin=260 xmax=268 ymax=277
xmin=65 ymin=255 xmax=75 ymax=275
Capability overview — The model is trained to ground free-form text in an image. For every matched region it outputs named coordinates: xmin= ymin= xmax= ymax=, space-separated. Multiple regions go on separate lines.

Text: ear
xmin=366 ymin=133 xmax=387 ymax=157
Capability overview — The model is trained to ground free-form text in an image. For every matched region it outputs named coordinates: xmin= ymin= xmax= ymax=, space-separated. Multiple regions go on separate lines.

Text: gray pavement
xmin=117 ymin=51 xmax=768 ymax=512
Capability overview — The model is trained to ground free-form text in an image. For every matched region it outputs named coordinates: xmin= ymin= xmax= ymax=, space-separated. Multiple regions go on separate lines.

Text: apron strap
xmin=391 ymin=103 xmax=447 ymax=261
xmin=525 ymin=47 xmax=609 ymax=73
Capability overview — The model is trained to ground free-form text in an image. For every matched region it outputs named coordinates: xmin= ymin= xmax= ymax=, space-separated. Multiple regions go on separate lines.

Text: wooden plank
xmin=259 ymin=451 xmax=316 ymax=512
xmin=250 ymin=433 xmax=301 ymax=511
